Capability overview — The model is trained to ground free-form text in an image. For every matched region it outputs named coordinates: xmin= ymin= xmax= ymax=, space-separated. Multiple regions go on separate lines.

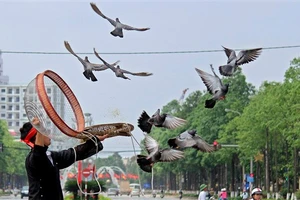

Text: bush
xmin=64 ymin=179 xmax=106 ymax=199
xmin=295 ymin=190 xmax=300 ymax=200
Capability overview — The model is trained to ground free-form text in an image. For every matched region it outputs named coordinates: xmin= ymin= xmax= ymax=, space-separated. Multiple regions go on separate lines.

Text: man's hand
xmin=97 ymin=134 xmax=108 ymax=141
xmin=32 ymin=117 xmax=40 ymax=126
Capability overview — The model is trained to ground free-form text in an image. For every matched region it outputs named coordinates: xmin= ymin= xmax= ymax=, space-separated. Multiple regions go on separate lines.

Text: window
xmin=8 ymin=121 xmax=12 ymax=126
xmin=47 ymin=88 xmax=51 ymax=94
xmin=7 ymin=113 xmax=12 ymax=119
xmin=15 ymin=113 xmax=19 ymax=119
xmin=16 ymin=121 xmax=19 ymax=126
xmin=8 ymin=88 xmax=12 ymax=94
xmin=1 ymin=105 xmax=5 ymax=109
xmin=1 ymin=97 xmax=5 ymax=101
xmin=15 ymin=105 xmax=20 ymax=110
xmin=23 ymin=113 xmax=27 ymax=117
xmin=8 ymin=97 xmax=12 ymax=102
xmin=15 ymin=88 xmax=20 ymax=94
xmin=8 ymin=105 xmax=13 ymax=111
xmin=15 ymin=97 xmax=20 ymax=102
xmin=23 ymin=89 xmax=26 ymax=93
xmin=1 ymin=113 xmax=5 ymax=117
xmin=1 ymin=89 xmax=5 ymax=93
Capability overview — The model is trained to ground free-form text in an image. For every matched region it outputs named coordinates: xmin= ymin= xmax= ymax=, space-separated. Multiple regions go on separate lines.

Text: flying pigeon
xmin=93 ymin=48 xmax=153 ymax=80
xmin=90 ymin=3 xmax=150 ymax=38
xmin=168 ymin=130 xmax=221 ymax=152
xmin=137 ymin=135 xmax=184 ymax=173
xmin=137 ymin=109 xmax=187 ymax=134
xmin=195 ymin=64 xmax=229 ymax=108
xmin=64 ymin=41 xmax=119 ymax=82
xmin=219 ymin=46 xmax=262 ymax=76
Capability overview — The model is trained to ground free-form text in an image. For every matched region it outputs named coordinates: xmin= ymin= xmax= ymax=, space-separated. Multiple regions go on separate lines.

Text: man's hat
xmin=200 ymin=184 xmax=207 ymax=191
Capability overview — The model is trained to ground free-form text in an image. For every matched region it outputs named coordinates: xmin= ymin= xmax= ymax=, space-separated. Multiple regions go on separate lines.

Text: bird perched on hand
xmin=64 ymin=41 xmax=119 ymax=82
xmin=195 ymin=64 xmax=229 ymax=108
xmin=137 ymin=135 xmax=184 ymax=173
xmin=94 ymin=48 xmax=152 ymax=80
xmin=219 ymin=46 xmax=262 ymax=76
xmin=137 ymin=109 xmax=187 ymax=134
xmin=90 ymin=3 xmax=150 ymax=38
xmin=168 ymin=130 xmax=221 ymax=153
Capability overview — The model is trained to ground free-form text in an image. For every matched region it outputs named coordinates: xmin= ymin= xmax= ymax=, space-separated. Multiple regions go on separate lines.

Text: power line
xmin=1 ymin=44 xmax=300 ymax=55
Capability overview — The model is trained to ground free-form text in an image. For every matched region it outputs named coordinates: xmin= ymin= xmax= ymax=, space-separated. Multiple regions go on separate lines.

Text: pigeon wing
xmin=159 ymin=148 xmax=185 ymax=162
xmin=92 ymin=60 xmax=120 ymax=71
xmin=120 ymin=68 xmax=153 ymax=76
xmin=144 ymin=135 xmax=159 ymax=158
xmin=222 ymin=46 xmax=236 ymax=64
xmin=162 ymin=114 xmax=187 ymax=129
xmin=194 ymin=135 xmax=217 ymax=152
xmin=195 ymin=68 xmax=221 ymax=95
xmin=93 ymin=48 xmax=117 ymax=73
xmin=121 ymin=24 xmax=150 ymax=31
xmin=168 ymin=137 xmax=197 ymax=149
xmin=90 ymin=3 xmax=117 ymax=27
xmin=64 ymin=41 xmax=89 ymax=69
xmin=64 ymin=41 xmax=82 ymax=60
xmin=138 ymin=111 xmax=152 ymax=133
xmin=236 ymin=48 xmax=262 ymax=66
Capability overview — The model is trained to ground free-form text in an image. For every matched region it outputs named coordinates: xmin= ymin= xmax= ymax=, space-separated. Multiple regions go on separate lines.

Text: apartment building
xmin=0 ymin=51 xmax=67 ymax=150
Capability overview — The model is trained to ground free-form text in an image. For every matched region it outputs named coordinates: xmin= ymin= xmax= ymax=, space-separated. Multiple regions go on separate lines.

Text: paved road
xmin=0 ymin=194 xmax=193 ymax=200
xmin=0 ymin=194 xmax=22 ymax=200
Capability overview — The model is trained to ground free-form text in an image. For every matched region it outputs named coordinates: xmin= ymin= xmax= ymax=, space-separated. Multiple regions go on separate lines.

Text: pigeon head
xmin=116 ymin=18 xmax=120 ymax=22
xmin=187 ymin=130 xmax=197 ymax=136
xmin=224 ymin=83 xmax=229 ymax=93
xmin=148 ymin=118 xmax=154 ymax=123
xmin=84 ymin=56 xmax=90 ymax=62
xmin=167 ymin=138 xmax=178 ymax=149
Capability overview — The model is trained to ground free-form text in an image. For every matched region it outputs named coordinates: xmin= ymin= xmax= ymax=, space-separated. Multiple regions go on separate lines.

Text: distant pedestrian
xmin=179 ymin=189 xmax=183 ymax=199
xmin=198 ymin=184 xmax=208 ymax=200
xmin=250 ymin=188 xmax=263 ymax=200
xmin=219 ymin=188 xmax=227 ymax=200
xmin=241 ymin=190 xmax=249 ymax=200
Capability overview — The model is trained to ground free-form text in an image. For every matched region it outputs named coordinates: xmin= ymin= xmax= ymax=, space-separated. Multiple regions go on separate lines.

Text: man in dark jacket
xmin=20 ymin=119 xmax=108 ymax=200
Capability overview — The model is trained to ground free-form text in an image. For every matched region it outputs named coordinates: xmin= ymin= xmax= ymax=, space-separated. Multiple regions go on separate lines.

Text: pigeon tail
xmin=83 ymin=71 xmax=98 ymax=82
xmin=167 ymin=138 xmax=178 ymax=149
xmin=83 ymin=71 xmax=90 ymax=80
xmin=111 ymin=28 xmax=123 ymax=38
xmin=137 ymin=111 xmax=152 ymax=133
xmin=219 ymin=65 xmax=234 ymax=76
xmin=89 ymin=72 xmax=98 ymax=82
xmin=205 ymin=99 xmax=216 ymax=109
xmin=137 ymin=155 xmax=152 ymax=173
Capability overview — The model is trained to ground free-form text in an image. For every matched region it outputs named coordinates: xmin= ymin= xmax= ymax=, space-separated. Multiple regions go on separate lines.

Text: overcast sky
xmin=0 ymin=0 xmax=299 ymax=157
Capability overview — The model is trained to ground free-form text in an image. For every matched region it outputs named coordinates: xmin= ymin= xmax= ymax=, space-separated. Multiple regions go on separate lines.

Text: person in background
xmin=198 ymin=184 xmax=208 ymax=200
xmin=179 ymin=189 xmax=183 ymax=199
xmin=219 ymin=188 xmax=227 ymax=200
xmin=20 ymin=118 xmax=108 ymax=200
xmin=250 ymin=188 xmax=263 ymax=200
xmin=241 ymin=189 xmax=249 ymax=200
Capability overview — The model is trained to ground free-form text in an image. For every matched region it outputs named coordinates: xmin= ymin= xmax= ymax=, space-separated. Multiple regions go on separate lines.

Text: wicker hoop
xmin=35 ymin=70 xmax=85 ymax=137
xmin=76 ymin=123 xmax=135 ymax=141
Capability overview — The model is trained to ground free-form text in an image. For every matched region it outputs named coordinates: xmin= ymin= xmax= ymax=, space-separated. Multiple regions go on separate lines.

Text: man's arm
xmin=52 ymin=134 xmax=108 ymax=169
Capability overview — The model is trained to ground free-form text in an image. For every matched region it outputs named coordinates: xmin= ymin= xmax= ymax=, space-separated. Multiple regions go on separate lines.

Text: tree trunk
xmin=231 ymin=155 xmax=235 ymax=191
xmin=293 ymin=147 xmax=298 ymax=192
xmin=275 ymin=135 xmax=279 ymax=192
xmin=265 ymin=128 xmax=270 ymax=192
